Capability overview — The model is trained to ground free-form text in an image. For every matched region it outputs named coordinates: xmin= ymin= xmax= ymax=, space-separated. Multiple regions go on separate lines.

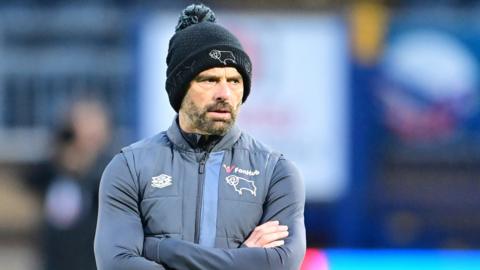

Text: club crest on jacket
xmin=225 ymin=175 xmax=256 ymax=196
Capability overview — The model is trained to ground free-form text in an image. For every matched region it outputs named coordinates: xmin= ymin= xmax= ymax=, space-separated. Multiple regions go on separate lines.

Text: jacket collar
xmin=166 ymin=117 xmax=241 ymax=152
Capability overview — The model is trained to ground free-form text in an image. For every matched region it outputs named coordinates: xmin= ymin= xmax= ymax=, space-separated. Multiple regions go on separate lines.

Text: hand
xmin=243 ymin=220 xmax=289 ymax=248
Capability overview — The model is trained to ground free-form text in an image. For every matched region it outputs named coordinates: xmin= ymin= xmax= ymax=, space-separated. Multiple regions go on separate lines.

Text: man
xmin=28 ymin=100 xmax=110 ymax=270
xmin=94 ymin=4 xmax=306 ymax=270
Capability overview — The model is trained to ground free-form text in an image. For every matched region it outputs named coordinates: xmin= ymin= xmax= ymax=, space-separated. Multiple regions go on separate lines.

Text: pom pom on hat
xmin=175 ymin=4 xmax=216 ymax=32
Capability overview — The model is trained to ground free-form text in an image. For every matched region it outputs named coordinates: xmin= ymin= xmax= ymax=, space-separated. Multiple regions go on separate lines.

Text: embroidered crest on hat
xmin=209 ymin=49 xmax=237 ymax=65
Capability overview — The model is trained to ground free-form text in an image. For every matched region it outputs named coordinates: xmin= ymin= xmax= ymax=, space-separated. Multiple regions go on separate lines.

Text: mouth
xmin=207 ymin=108 xmax=232 ymax=120
xmin=211 ymin=108 xmax=230 ymax=113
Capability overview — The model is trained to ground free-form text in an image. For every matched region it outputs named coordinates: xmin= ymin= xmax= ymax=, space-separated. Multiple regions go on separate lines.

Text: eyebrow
xmin=194 ymin=74 xmax=219 ymax=81
xmin=194 ymin=74 xmax=242 ymax=81
xmin=227 ymin=75 xmax=243 ymax=81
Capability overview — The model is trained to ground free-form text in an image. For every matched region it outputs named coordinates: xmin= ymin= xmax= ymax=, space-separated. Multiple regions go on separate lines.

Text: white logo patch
xmin=151 ymin=174 xmax=172 ymax=189
xmin=209 ymin=49 xmax=237 ymax=65
xmin=225 ymin=175 xmax=256 ymax=196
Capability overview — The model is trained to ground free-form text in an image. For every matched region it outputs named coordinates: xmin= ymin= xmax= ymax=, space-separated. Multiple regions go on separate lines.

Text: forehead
xmin=197 ymin=67 xmax=241 ymax=77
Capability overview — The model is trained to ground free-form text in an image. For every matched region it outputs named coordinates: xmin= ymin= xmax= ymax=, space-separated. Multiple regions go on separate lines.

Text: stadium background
xmin=0 ymin=0 xmax=480 ymax=269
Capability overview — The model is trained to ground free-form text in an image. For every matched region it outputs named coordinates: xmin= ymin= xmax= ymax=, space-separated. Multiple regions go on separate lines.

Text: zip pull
xmin=198 ymin=152 xmax=209 ymax=174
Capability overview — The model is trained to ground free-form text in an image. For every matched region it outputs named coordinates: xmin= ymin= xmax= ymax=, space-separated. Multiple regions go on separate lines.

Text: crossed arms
xmin=94 ymin=153 xmax=306 ymax=270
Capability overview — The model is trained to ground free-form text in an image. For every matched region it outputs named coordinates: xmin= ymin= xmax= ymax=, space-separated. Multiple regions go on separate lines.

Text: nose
xmin=213 ymin=81 xmax=232 ymax=101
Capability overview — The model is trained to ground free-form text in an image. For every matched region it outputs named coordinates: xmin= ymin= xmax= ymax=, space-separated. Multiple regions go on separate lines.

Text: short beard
xmin=182 ymin=99 xmax=240 ymax=136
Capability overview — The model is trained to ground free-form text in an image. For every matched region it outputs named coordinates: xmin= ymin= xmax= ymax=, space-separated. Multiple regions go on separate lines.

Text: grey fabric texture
xmin=94 ymin=119 xmax=306 ymax=270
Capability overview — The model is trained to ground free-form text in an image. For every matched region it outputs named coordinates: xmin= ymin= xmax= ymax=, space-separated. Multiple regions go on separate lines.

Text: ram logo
xmin=209 ymin=49 xmax=237 ymax=65
xmin=225 ymin=175 xmax=256 ymax=197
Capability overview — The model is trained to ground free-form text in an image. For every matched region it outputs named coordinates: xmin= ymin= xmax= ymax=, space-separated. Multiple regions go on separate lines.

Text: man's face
xmin=179 ymin=67 xmax=244 ymax=135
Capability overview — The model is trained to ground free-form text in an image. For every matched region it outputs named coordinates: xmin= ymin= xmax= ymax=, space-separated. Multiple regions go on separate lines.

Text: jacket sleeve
xmin=143 ymin=157 xmax=306 ymax=270
xmin=94 ymin=153 xmax=166 ymax=270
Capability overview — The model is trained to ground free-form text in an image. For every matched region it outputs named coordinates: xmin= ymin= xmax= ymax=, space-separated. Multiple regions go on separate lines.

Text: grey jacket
xmin=94 ymin=119 xmax=306 ymax=270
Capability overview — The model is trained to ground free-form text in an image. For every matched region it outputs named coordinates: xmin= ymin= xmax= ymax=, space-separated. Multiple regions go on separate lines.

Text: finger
xmin=257 ymin=231 xmax=289 ymax=246
xmin=249 ymin=221 xmax=282 ymax=243
xmin=252 ymin=224 xmax=288 ymax=244
xmin=246 ymin=221 xmax=287 ymax=247
xmin=254 ymin=220 xmax=279 ymax=231
xmin=255 ymin=224 xmax=287 ymax=236
xmin=263 ymin=240 xmax=285 ymax=248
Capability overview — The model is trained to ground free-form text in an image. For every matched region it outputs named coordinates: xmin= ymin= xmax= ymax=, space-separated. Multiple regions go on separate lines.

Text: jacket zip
xmin=194 ymin=151 xmax=209 ymax=244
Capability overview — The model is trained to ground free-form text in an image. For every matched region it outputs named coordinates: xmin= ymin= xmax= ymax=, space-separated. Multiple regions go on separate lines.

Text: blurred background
xmin=1 ymin=0 xmax=480 ymax=269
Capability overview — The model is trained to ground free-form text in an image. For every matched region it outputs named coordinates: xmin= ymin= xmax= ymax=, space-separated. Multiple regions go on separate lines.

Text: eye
xmin=207 ymin=78 xmax=217 ymax=83
xmin=229 ymin=78 xmax=241 ymax=84
xmin=199 ymin=77 xmax=217 ymax=84
xmin=196 ymin=77 xmax=217 ymax=86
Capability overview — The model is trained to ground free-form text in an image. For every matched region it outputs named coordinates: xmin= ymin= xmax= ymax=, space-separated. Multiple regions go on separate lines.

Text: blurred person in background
xmin=27 ymin=100 xmax=111 ymax=270
xmin=94 ymin=3 xmax=305 ymax=270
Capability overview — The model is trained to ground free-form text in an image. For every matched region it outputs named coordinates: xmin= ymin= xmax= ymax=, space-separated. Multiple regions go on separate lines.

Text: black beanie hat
xmin=166 ymin=4 xmax=252 ymax=112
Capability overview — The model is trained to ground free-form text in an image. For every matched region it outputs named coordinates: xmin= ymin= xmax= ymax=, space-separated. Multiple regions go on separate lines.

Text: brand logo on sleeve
xmin=225 ymin=175 xmax=257 ymax=196
xmin=151 ymin=174 xmax=172 ymax=189
xmin=223 ymin=164 xmax=260 ymax=176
